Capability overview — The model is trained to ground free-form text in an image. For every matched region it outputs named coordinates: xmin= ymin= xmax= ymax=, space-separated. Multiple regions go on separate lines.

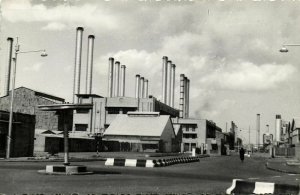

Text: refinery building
xmin=1 ymin=27 xmax=225 ymax=157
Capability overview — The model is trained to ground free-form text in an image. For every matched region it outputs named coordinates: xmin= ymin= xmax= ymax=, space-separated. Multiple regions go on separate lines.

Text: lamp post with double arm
xmin=6 ymin=38 xmax=47 ymax=159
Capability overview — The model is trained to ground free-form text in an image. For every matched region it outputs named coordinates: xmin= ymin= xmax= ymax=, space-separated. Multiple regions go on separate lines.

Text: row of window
xmin=183 ymin=134 xmax=197 ymax=139
xmin=182 ymin=124 xmax=196 ymax=132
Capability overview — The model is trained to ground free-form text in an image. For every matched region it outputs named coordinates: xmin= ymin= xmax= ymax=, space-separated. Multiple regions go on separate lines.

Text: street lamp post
xmin=279 ymin=44 xmax=300 ymax=53
xmin=6 ymin=39 xmax=47 ymax=159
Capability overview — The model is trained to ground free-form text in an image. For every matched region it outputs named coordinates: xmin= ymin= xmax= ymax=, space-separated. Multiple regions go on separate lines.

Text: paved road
xmin=0 ymin=155 xmax=299 ymax=194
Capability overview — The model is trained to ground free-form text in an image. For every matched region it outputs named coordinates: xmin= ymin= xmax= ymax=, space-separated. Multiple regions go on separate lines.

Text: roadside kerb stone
xmin=105 ymin=156 xmax=204 ymax=168
xmin=226 ymin=179 xmax=300 ymax=194
xmin=38 ymin=164 xmax=93 ymax=175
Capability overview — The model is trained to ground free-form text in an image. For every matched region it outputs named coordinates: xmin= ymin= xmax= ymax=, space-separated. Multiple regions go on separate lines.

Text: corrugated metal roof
xmin=104 ymin=114 xmax=171 ymax=137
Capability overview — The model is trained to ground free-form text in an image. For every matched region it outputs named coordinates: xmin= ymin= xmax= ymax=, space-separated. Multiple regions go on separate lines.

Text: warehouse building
xmin=103 ymin=112 xmax=177 ymax=153
xmin=0 ymin=87 xmax=65 ymax=131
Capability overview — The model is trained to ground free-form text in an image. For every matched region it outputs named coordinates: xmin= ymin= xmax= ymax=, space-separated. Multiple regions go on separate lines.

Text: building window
xmin=106 ymin=107 xmax=120 ymax=114
xmin=190 ymin=125 xmax=196 ymax=132
xmin=75 ymin=124 xmax=88 ymax=131
xmin=76 ymin=109 xmax=89 ymax=114
xmin=183 ymin=134 xmax=197 ymax=139
xmin=122 ymin=107 xmax=137 ymax=114
xmin=185 ymin=125 xmax=189 ymax=131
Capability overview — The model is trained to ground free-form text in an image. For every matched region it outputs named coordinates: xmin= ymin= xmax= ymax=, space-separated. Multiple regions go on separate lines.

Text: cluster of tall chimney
xmin=179 ymin=74 xmax=190 ymax=118
xmin=73 ymin=27 xmax=95 ymax=103
xmin=162 ymin=56 xmax=176 ymax=107
xmin=108 ymin=57 xmax=126 ymax=98
xmin=161 ymin=56 xmax=190 ymax=118
xmin=135 ymin=75 xmax=149 ymax=99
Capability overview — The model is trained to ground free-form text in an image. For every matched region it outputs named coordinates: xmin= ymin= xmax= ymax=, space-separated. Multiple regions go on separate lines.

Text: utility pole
xmin=248 ymin=125 xmax=250 ymax=145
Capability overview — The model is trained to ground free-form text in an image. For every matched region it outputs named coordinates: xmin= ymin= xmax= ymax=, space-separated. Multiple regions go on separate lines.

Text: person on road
xmin=239 ymin=147 xmax=245 ymax=163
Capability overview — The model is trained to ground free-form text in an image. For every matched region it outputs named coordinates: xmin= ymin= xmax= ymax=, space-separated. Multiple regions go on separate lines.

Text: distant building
xmin=171 ymin=118 xmax=223 ymax=154
xmin=0 ymin=87 xmax=65 ymax=131
xmin=291 ymin=118 xmax=300 ymax=145
xmin=103 ymin=112 xmax=176 ymax=153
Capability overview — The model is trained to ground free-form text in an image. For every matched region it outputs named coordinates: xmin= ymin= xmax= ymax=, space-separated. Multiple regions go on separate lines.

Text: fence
xmin=274 ymin=147 xmax=295 ymax=157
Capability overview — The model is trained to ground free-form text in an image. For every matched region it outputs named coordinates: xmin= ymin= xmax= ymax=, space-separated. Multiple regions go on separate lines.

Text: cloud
xmin=42 ymin=22 xmax=66 ymax=31
xmin=2 ymin=0 xmax=120 ymax=31
xmin=23 ymin=62 xmax=43 ymax=72
xmin=199 ymin=62 xmax=296 ymax=91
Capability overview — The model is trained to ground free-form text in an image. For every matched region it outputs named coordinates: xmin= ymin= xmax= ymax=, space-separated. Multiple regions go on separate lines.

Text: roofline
xmin=38 ymin=103 xmax=93 ymax=111
xmin=76 ymin=94 xmax=104 ymax=98
xmin=14 ymin=86 xmax=65 ymax=102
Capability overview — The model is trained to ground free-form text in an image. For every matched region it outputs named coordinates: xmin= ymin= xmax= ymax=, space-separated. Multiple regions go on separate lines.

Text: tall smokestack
xmin=140 ymin=77 xmax=145 ymax=98
xmin=85 ymin=35 xmax=95 ymax=94
xmin=4 ymin=37 xmax=14 ymax=96
xmin=184 ymin=76 xmax=188 ymax=118
xmin=275 ymin=114 xmax=282 ymax=142
xmin=170 ymin=64 xmax=176 ymax=107
xmin=179 ymin=74 xmax=185 ymax=118
xmin=114 ymin=61 xmax=120 ymax=97
xmin=144 ymin=79 xmax=149 ymax=98
xmin=256 ymin=114 xmax=260 ymax=147
xmin=73 ymin=27 xmax=84 ymax=103
xmin=120 ymin=65 xmax=126 ymax=97
xmin=162 ymin=56 xmax=168 ymax=103
xmin=135 ymin=74 xmax=140 ymax=98
xmin=187 ymin=78 xmax=190 ymax=118
xmin=167 ymin=60 xmax=172 ymax=106
xmin=108 ymin=57 xmax=114 ymax=97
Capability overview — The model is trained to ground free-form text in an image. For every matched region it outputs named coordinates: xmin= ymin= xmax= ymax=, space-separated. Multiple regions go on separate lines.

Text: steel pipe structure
xmin=85 ymin=35 xmax=95 ymax=94
xmin=73 ymin=27 xmax=84 ymax=103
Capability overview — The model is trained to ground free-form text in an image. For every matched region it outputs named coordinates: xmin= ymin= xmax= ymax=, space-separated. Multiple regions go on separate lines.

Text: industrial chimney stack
xmin=167 ymin=60 xmax=172 ymax=106
xmin=144 ymin=79 xmax=149 ymax=98
xmin=179 ymin=74 xmax=185 ymax=118
xmin=275 ymin=114 xmax=282 ymax=142
xmin=4 ymin=37 xmax=14 ymax=96
xmin=170 ymin=64 xmax=176 ymax=108
xmin=114 ymin=61 xmax=120 ymax=97
xmin=162 ymin=56 xmax=168 ymax=104
xmin=120 ymin=65 xmax=126 ymax=97
xmin=73 ymin=27 xmax=84 ymax=103
xmin=186 ymin=78 xmax=190 ymax=118
xmin=183 ymin=76 xmax=188 ymax=118
xmin=135 ymin=74 xmax=141 ymax=98
xmin=256 ymin=114 xmax=260 ymax=147
xmin=85 ymin=35 xmax=95 ymax=94
xmin=140 ymin=77 xmax=145 ymax=98
xmin=108 ymin=57 xmax=114 ymax=97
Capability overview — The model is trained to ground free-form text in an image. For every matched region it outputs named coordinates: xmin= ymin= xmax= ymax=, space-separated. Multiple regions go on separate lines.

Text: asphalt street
xmin=0 ymin=154 xmax=299 ymax=194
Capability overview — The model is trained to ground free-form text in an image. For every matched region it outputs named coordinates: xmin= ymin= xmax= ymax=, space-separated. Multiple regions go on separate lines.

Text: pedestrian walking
xmin=239 ymin=147 xmax=245 ymax=163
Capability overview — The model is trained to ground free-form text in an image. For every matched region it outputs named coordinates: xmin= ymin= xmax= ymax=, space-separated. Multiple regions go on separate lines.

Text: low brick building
xmin=0 ymin=87 xmax=65 ymax=131
xmin=0 ymin=110 xmax=35 ymax=157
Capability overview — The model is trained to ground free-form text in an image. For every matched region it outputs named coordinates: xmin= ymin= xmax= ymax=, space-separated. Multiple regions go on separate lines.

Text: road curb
xmin=226 ymin=179 xmax=300 ymax=194
xmin=38 ymin=165 xmax=93 ymax=175
xmin=265 ymin=162 xmax=300 ymax=174
xmin=105 ymin=156 xmax=204 ymax=168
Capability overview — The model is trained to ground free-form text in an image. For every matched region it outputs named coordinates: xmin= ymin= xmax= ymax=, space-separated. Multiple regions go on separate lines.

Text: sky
xmin=1 ymin=0 xmax=300 ymax=145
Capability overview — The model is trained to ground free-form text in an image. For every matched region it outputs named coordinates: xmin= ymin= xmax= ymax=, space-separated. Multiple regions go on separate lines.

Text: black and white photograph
xmin=0 ymin=0 xmax=300 ymax=194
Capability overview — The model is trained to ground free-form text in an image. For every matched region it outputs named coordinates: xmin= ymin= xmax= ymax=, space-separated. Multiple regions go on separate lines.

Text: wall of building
xmin=160 ymin=119 xmax=175 ymax=152
xmin=73 ymin=95 xmax=179 ymax=136
xmin=103 ymin=135 xmax=160 ymax=152
xmin=0 ymin=110 xmax=35 ymax=157
xmin=0 ymin=87 xmax=63 ymax=130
